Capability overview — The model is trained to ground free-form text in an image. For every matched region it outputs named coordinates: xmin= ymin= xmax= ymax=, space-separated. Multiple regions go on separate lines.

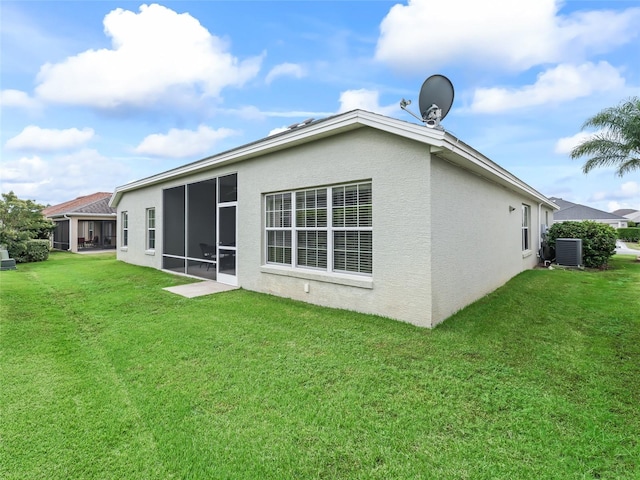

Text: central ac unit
xmin=555 ymin=238 xmax=583 ymax=267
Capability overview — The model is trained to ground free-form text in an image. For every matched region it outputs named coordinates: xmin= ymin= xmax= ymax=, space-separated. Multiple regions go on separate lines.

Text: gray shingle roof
xmin=549 ymin=197 xmax=627 ymax=221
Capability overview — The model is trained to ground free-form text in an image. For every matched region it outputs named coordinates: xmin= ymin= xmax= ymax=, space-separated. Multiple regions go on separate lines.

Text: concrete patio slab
xmin=163 ymin=281 xmax=239 ymax=298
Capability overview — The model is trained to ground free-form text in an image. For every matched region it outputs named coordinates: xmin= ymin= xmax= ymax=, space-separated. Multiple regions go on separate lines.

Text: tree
xmin=570 ymin=96 xmax=640 ymax=176
xmin=0 ymin=191 xmax=55 ymax=260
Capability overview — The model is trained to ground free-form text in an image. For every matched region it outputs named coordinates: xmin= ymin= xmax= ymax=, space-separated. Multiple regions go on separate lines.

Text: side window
xmin=122 ymin=211 xmax=129 ymax=247
xmin=522 ymin=204 xmax=530 ymax=251
xmin=146 ymin=208 xmax=156 ymax=250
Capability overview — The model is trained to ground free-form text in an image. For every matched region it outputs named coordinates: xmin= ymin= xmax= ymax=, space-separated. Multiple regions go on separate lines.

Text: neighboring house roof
xmin=43 ymin=192 xmax=116 ymax=218
xmin=110 ymin=109 xmax=558 ymax=211
xmin=549 ymin=197 xmax=628 ymax=222
xmin=613 ymin=208 xmax=640 ymax=222
xmin=613 ymin=208 xmax=638 ymax=216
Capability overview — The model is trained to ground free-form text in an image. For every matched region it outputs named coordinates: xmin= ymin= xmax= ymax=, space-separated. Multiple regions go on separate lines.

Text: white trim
xmin=110 ymin=110 xmax=557 ymax=212
xmin=260 ymin=265 xmax=373 ymax=289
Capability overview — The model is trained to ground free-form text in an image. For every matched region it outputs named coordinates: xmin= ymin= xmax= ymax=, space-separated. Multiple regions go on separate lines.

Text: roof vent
xmin=287 ymin=118 xmax=315 ymax=130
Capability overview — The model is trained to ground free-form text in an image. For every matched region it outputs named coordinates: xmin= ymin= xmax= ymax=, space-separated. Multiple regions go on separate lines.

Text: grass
xmin=1 ymin=252 xmax=639 ymax=479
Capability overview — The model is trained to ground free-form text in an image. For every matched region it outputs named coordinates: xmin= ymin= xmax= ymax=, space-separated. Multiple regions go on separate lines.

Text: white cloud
xmin=265 ymin=63 xmax=306 ymax=84
xmin=134 ymin=125 xmax=239 ymax=158
xmin=608 ymin=201 xmax=622 ymax=212
xmin=470 ymin=62 xmax=625 ymax=113
xmin=5 ymin=125 xmax=95 ymax=151
xmin=268 ymin=127 xmax=289 ymax=136
xmin=338 ymin=89 xmax=398 ymax=116
xmin=0 ymin=89 xmax=40 ymax=110
xmin=0 ymin=149 xmax=129 ymax=205
xmin=588 ymin=181 xmax=640 ymax=206
xmin=34 ymin=4 xmax=263 ymax=108
xmin=375 ymin=0 xmax=640 ymax=72
xmin=0 ymin=155 xmax=48 ymax=182
xmin=620 ymin=181 xmax=640 ymax=197
xmin=554 ymin=129 xmax=605 ymax=155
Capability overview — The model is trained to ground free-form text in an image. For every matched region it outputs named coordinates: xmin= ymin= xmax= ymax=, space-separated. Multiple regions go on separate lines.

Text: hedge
xmin=617 ymin=227 xmax=640 ymax=242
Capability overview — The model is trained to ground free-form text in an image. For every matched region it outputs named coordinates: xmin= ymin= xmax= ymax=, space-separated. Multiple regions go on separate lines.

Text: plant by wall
xmin=0 ymin=191 xmax=54 ymax=263
xmin=547 ymin=221 xmax=617 ymax=268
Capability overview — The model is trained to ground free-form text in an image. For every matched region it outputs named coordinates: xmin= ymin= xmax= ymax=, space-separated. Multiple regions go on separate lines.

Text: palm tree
xmin=570 ymin=96 xmax=640 ymax=176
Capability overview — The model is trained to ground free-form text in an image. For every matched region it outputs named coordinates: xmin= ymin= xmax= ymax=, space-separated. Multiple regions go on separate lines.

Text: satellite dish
xmin=418 ymin=74 xmax=454 ymax=128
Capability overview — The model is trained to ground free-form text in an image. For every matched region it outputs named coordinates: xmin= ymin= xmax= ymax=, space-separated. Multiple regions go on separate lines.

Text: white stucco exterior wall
xmin=112 ymin=111 xmax=557 ymax=328
xmin=239 ymin=129 xmax=434 ymax=326
xmin=429 ymin=157 xmax=549 ymax=325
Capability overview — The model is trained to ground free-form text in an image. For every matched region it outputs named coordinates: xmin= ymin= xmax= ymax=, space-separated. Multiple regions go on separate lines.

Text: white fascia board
xmin=111 ymin=112 xmax=369 ymax=207
xmin=109 ymin=109 xmax=555 ymax=210
xmin=437 ymin=132 xmax=558 ymax=210
xmin=48 ymin=212 xmax=116 ymax=219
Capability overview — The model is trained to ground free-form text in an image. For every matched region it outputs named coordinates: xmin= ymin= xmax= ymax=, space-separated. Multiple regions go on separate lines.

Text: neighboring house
xmin=110 ymin=110 xmax=557 ymax=328
xmin=613 ymin=208 xmax=640 ymax=224
xmin=549 ymin=197 xmax=628 ymax=228
xmin=43 ymin=192 xmax=117 ymax=253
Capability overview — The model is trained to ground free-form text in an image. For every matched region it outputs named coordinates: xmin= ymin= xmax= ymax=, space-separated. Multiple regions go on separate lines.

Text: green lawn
xmin=1 ymin=252 xmax=639 ymax=479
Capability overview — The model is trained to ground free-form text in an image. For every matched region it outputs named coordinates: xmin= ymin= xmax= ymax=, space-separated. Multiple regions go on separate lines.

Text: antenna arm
xmin=400 ymin=102 xmax=425 ymax=123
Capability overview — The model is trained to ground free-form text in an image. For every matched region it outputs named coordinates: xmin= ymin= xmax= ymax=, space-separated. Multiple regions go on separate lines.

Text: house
xmin=549 ymin=197 xmax=628 ymax=228
xmin=613 ymin=208 xmax=640 ymax=224
xmin=110 ymin=110 xmax=557 ymax=327
xmin=43 ymin=192 xmax=117 ymax=253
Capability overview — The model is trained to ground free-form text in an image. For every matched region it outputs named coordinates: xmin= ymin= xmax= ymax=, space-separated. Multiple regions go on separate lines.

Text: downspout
xmin=64 ymin=214 xmax=72 ymax=251
xmin=537 ymin=203 xmax=543 ymax=260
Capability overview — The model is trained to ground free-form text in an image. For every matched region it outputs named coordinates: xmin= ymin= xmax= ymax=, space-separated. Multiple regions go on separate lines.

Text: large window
xmin=122 ymin=211 xmax=128 ymax=247
xmin=146 ymin=208 xmax=156 ymax=250
xmin=522 ymin=204 xmax=530 ymax=251
xmin=265 ymin=182 xmax=372 ymax=275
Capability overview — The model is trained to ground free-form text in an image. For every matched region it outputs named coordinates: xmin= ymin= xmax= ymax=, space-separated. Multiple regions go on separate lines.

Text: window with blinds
xmin=265 ymin=182 xmax=372 ymax=275
xmin=266 ymin=193 xmax=292 ymax=264
xmin=522 ymin=204 xmax=530 ymax=251
xmin=146 ymin=207 xmax=156 ymax=250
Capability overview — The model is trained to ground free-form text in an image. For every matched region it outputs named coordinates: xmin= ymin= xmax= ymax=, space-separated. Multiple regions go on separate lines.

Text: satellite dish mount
xmin=400 ymin=74 xmax=454 ymax=129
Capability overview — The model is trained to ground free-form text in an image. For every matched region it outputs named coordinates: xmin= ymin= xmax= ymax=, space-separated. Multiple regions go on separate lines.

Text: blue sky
xmin=1 ymin=0 xmax=639 ymax=212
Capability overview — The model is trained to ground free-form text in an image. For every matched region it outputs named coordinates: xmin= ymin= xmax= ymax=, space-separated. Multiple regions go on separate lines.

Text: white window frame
xmin=522 ymin=204 xmax=531 ymax=252
xmin=146 ymin=207 xmax=156 ymax=251
xmin=121 ymin=211 xmax=129 ymax=248
xmin=265 ymin=181 xmax=372 ymax=276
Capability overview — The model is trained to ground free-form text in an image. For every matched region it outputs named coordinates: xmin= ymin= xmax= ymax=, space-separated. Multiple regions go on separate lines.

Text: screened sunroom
xmin=161 ymin=173 xmax=237 ymax=284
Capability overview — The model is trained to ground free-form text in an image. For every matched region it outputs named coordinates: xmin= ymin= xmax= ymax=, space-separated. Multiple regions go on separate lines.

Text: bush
xmin=6 ymin=239 xmax=50 ymax=263
xmin=547 ymin=221 xmax=617 ymax=268
xmin=617 ymin=227 xmax=640 ymax=242
xmin=26 ymin=240 xmax=50 ymax=262
xmin=7 ymin=241 xmax=28 ymax=263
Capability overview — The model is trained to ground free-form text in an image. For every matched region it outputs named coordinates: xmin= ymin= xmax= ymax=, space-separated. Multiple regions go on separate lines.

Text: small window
xmin=146 ymin=208 xmax=156 ymax=250
xmin=122 ymin=211 xmax=129 ymax=247
xmin=522 ymin=204 xmax=530 ymax=251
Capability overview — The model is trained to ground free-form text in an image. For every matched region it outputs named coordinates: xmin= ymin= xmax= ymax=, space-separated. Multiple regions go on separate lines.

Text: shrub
xmin=547 ymin=221 xmax=617 ymax=268
xmin=26 ymin=240 xmax=50 ymax=262
xmin=0 ymin=191 xmax=54 ymax=263
xmin=6 ymin=240 xmax=50 ymax=263
xmin=617 ymin=227 xmax=640 ymax=242
xmin=7 ymin=241 xmax=29 ymax=263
